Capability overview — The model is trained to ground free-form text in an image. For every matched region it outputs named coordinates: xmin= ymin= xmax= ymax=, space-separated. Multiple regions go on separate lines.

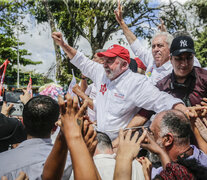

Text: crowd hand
xmin=114 ymin=0 xmax=124 ymax=25
xmin=56 ymin=94 xmax=88 ymax=141
xmin=186 ymin=105 xmax=207 ymax=119
xmin=112 ymin=137 xmax=119 ymax=153
xmin=201 ymin=97 xmax=207 ymax=106
xmin=52 ymin=32 xmax=64 ymax=47
xmin=1 ymin=171 xmax=29 ymax=180
xmin=72 ymin=84 xmax=83 ymax=96
xmin=140 ymin=131 xmax=162 ymax=155
xmin=83 ymin=120 xmax=98 ymax=156
xmin=137 ymin=157 xmax=152 ymax=180
xmin=157 ymin=18 xmax=167 ymax=32
xmin=1 ymin=101 xmax=13 ymax=117
xmin=116 ymin=129 xmax=147 ymax=161
xmin=20 ymin=89 xmax=32 ymax=105
xmin=195 ymin=117 xmax=207 ymax=142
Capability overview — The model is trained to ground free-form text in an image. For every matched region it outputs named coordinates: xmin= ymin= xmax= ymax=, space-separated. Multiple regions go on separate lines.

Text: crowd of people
xmin=1 ymin=1 xmax=207 ymax=180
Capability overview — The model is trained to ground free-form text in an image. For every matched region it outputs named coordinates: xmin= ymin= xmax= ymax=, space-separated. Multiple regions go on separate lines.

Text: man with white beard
xmin=52 ymin=32 xmax=187 ymax=141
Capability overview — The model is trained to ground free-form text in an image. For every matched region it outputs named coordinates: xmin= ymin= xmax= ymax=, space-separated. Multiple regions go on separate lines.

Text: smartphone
xmin=4 ymin=90 xmax=24 ymax=116
xmin=7 ymin=102 xmax=24 ymax=116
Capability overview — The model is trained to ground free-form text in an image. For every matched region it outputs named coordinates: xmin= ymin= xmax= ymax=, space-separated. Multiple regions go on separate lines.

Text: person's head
xmin=97 ymin=45 xmax=130 ymax=80
xmin=93 ymin=49 xmax=106 ymax=64
xmin=149 ymin=110 xmax=192 ymax=160
xmin=23 ymin=95 xmax=59 ymax=138
xmin=170 ymin=36 xmax=195 ymax=83
xmin=151 ymin=32 xmax=173 ymax=67
xmin=94 ymin=131 xmax=113 ymax=155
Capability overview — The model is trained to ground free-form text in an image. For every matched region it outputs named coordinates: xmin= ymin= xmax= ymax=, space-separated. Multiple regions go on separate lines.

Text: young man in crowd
xmin=0 ymin=95 xmax=72 ymax=179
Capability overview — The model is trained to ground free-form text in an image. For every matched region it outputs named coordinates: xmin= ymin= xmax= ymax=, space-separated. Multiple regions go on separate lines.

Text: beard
xmin=104 ymin=64 xmax=122 ymax=80
xmin=148 ymin=138 xmax=163 ymax=164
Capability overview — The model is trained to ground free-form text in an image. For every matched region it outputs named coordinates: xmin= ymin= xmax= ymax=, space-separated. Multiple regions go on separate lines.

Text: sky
xmin=18 ymin=0 xmax=190 ymax=81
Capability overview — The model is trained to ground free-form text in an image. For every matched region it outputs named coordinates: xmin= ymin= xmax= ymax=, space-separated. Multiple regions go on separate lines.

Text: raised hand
xmin=137 ymin=157 xmax=152 ymax=180
xmin=157 ymin=18 xmax=167 ymax=32
xmin=114 ymin=0 xmax=124 ymax=25
xmin=20 ymin=89 xmax=32 ymax=105
xmin=195 ymin=117 xmax=207 ymax=142
xmin=52 ymin=32 xmax=65 ymax=47
xmin=1 ymin=101 xmax=13 ymax=117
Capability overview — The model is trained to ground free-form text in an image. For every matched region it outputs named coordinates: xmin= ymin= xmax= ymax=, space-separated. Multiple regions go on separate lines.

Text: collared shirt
xmin=130 ymin=39 xmax=201 ymax=85
xmin=69 ymin=153 xmax=145 ymax=180
xmin=71 ymin=52 xmax=183 ymax=140
xmin=0 ymin=138 xmax=72 ymax=180
xmin=151 ymin=145 xmax=207 ymax=179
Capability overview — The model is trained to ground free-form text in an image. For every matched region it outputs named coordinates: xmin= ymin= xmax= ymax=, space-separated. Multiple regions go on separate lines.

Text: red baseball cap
xmin=97 ymin=44 xmax=130 ymax=64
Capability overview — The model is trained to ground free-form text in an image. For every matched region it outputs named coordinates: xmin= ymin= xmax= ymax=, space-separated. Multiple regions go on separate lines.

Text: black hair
xmin=96 ymin=131 xmax=112 ymax=150
xmin=23 ymin=95 xmax=59 ymax=138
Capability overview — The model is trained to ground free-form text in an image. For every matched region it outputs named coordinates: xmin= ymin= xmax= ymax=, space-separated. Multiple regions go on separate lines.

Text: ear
xmin=162 ymin=133 xmax=174 ymax=147
xmin=121 ymin=61 xmax=128 ymax=70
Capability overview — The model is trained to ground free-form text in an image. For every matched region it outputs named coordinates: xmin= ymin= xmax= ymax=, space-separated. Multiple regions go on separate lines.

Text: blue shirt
xmin=0 ymin=138 xmax=72 ymax=180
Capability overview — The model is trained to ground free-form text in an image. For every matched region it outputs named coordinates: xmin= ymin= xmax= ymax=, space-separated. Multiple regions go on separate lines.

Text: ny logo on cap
xmin=180 ymin=40 xmax=188 ymax=47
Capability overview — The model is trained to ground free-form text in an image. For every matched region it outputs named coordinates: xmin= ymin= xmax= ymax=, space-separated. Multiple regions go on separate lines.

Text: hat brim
xmin=97 ymin=51 xmax=117 ymax=58
xmin=171 ymin=49 xmax=196 ymax=56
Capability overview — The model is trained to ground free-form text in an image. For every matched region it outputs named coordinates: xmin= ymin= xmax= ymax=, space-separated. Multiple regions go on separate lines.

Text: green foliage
xmin=194 ymin=27 xmax=207 ymax=67
xmin=0 ymin=1 xmax=45 ymax=87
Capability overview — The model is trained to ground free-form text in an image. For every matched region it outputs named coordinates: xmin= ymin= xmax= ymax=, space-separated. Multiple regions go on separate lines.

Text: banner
xmin=0 ymin=59 xmax=10 ymax=100
xmin=27 ymin=74 xmax=33 ymax=97
xmin=67 ymin=69 xmax=77 ymax=97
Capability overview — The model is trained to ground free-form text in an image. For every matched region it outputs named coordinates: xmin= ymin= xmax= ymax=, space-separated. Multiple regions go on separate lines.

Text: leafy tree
xmin=0 ymin=0 xmax=45 ymax=86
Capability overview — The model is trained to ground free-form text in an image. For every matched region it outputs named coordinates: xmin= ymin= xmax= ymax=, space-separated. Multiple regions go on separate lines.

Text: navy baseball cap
xmin=170 ymin=36 xmax=196 ymax=56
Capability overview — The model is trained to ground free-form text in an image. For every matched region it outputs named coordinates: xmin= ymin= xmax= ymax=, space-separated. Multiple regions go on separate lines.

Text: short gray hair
xmin=159 ymin=110 xmax=191 ymax=146
xmin=151 ymin=31 xmax=174 ymax=48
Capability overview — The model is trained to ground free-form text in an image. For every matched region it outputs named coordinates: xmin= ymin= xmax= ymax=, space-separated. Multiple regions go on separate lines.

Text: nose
xmin=180 ymin=59 xmax=188 ymax=66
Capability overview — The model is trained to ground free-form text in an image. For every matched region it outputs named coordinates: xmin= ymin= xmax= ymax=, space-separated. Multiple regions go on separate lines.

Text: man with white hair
xmin=114 ymin=0 xmax=200 ymax=85
xmin=52 ymin=32 xmax=186 ymax=140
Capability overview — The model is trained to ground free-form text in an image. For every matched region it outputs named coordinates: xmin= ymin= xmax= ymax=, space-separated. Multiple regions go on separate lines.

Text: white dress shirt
xmin=130 ymin=39 xmax=201 ymax=85
xmin=71 ymin=52 xmax=183 ymax=140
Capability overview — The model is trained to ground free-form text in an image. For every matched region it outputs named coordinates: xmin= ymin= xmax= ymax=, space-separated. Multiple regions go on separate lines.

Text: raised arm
xmin=114 ymin=0 xmax=136 ymax=45
xmin=52 ymin=32 xmax=77 ymax=59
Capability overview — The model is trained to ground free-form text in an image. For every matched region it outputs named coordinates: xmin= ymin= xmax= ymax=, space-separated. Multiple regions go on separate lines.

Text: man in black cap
xmin=156 ymin=35 xmax=207 ymax=107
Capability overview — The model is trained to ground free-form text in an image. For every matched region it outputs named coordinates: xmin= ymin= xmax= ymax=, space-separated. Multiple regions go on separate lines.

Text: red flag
xmin=27 ymin=75 xmax=33 ymax=97
xmin=0 ymin=59 xmax=10 ymax=99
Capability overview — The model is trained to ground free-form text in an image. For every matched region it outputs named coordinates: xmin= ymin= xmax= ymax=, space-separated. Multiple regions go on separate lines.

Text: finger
xmin=131 ymin=131 xmax=139 ymax=143
xmin=58 ymin=95 xmax=66 ymax=115
xmin=118 ymin=129 xmax=124 ymax=142
xmin=55 ymin=119 xmax=62 ymax=128
xmin=76 ymin=100 xmax=88 ymax=119
xmin=84 ymin=124 xmax=94 ymax=142
xmin=137 ymin=130 xmax=147 ymax=144
xmin=125 ymin=129 xmax=132 ymax=141
xmin=83 ymin=120 xmax=90 ymax=136
xmin=7 ymin=103 xmax=14 ymax=110
xmin=203 ymin=117 xmax=207 ymax=127
xmin=16 ymin=171 xmax=27 ymax=180
xmin=201 ymin=109 xmax=207 ymax=116
xmin=1 ymin=176 xmax=8 ymax=180
xmin=160 ymin=18 xmax=164 ymax=25
xmin=22 ymin=89 xmax=27 ymax=94
xmin=65 ymin=93 xmax=72 ymax=113
xmin=73 ymin=96 xmax=79 ymax=114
